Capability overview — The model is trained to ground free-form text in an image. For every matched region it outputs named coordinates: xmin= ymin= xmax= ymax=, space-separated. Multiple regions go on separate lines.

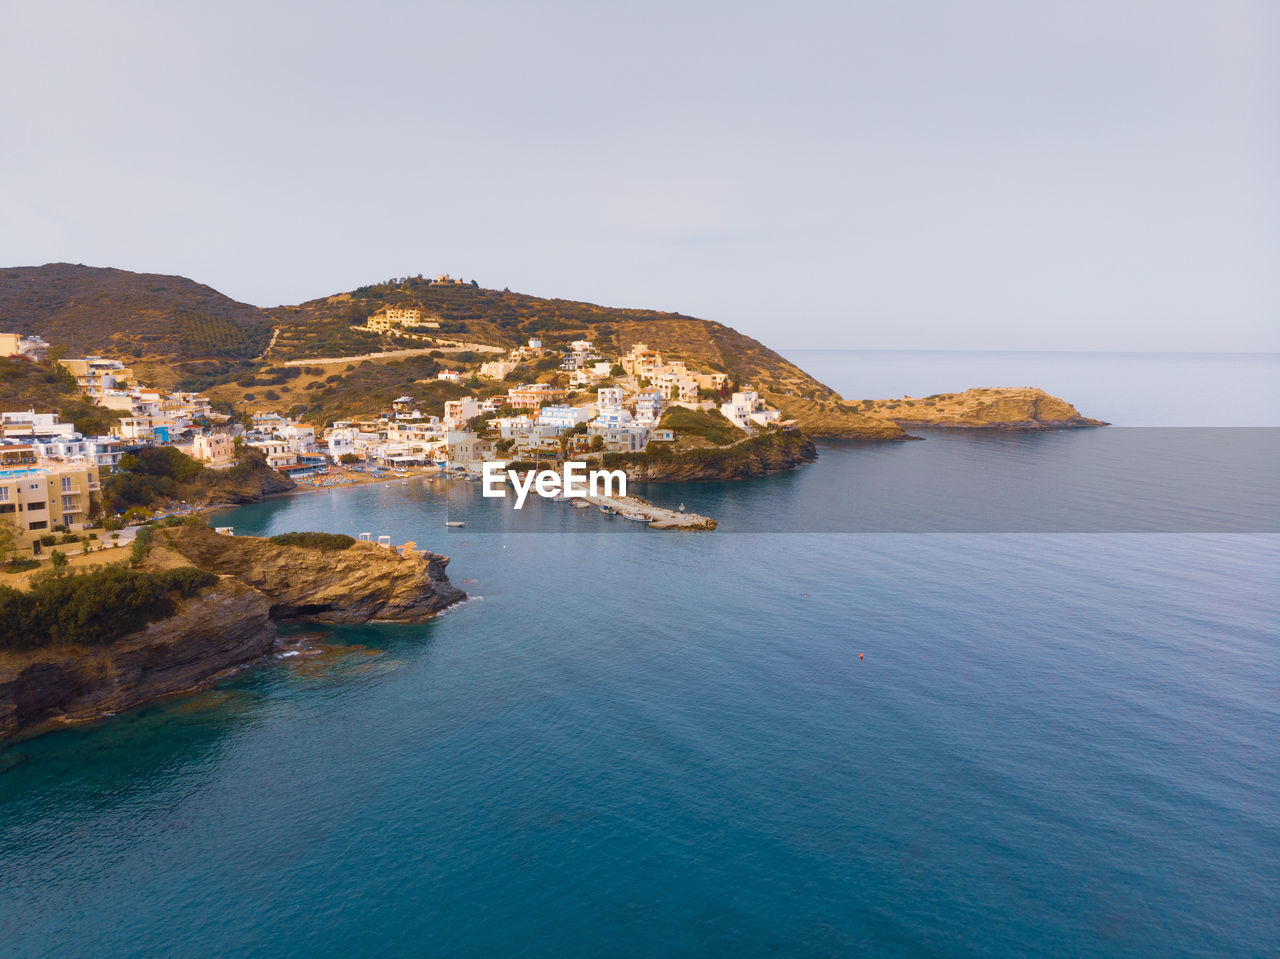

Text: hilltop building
xmin=363 ymin=307 xmax=440 ymax=333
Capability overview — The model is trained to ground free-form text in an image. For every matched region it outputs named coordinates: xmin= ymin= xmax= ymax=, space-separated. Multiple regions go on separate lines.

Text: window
xmin=61 ymin=476 xmax=73 ymax=492
xmin=27 ymin=501 xmax=45 ymax=511
xmin=0 ymin=504 xmax=13 ymax=513
xmin=62 ymin=495 xmax=78 ymax=511
xmin=0 ymin=487 xmax=7 ymax=502
xmin=28 ymin=520 xmax=47 ymax=531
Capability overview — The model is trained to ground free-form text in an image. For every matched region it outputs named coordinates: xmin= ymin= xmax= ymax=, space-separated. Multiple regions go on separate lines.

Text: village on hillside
xmin=0 ymin=314 xmax=793 ymax=556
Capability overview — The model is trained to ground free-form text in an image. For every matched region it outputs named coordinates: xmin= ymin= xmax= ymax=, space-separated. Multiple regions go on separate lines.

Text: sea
xmin=2 ymin=351 xmax=1277 ymax=958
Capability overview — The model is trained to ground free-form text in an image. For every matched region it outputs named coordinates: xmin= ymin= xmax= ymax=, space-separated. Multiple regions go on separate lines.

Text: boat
xmin=620 ymin=510 xmax=652 ymax=524
xmin=445 ymin=520 xmax=465 ymax=527
xmin=599 ymin=504 xmax=617 ymax=515
xmin=572 ymin=498 xmax=591 ymax=508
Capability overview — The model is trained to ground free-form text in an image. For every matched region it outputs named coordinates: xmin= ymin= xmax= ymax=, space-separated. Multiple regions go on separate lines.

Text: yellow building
xmin=58 ymin=357 xmax=135 ymax=396
xmin=0 ymin=332 xmax=50 ymax=360
xmin=364 ymin=307 xmax=439 ymax=333
xmin=0 ymin=460 xmax=101 ymax=555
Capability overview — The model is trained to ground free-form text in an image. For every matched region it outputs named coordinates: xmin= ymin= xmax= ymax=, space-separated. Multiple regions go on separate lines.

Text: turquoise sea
xmin=2 ymin=352 xmax=1277 ymax=957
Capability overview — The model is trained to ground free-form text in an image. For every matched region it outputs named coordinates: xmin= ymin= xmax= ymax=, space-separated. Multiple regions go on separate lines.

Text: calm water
xmin=2 ymin=353 xmax=1278 ymax=957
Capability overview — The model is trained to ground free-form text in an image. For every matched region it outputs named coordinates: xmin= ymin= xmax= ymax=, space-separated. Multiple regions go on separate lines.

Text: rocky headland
xmin=0 ymin=527 xmax=464 ymax=741
xmin=860 ymin=387 xmax=1108 ymax=430
xmin=606 ymin=429 xmax=818 ymax=482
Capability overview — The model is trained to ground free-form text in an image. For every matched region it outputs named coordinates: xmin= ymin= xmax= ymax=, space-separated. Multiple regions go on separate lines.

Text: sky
xmin=1 ymin=0 xmax=1276 ymax=351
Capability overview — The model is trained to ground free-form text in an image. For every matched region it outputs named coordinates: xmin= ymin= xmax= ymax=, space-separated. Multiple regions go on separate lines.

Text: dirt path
xmin=281 ymin=342 xmax=503 ymax=367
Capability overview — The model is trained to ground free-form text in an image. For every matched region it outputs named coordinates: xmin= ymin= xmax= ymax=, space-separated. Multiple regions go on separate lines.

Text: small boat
xmin=445 ymin=520 xmax=465 ymax=528
xmin=599 ymin=504 xmax=617 ymax=515
xmin=620 ymin=510 xmax=652 ymax=524
xmin=572 ymin=498 xmax=591 ymax=508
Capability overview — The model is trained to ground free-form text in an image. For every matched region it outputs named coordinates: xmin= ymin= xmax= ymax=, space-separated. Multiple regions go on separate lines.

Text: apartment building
xmin=59 ymin=357 xmax=134 ymax=396
xmin=0 ymin=460 xmax=101 ymax=554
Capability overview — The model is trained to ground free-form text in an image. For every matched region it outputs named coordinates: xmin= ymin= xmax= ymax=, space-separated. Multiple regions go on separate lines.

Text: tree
xmin=590 ymin=435 xmax=605 ymax=452
xmin=339 ymin=453 xmax=358 ymax=465
xmin=610 ymin=364 xmax=624 ymax=378
xmin=0 ymin=515 xmax=18 ymax=563
xmin=49 ymin=550 xmax=68 ymax=577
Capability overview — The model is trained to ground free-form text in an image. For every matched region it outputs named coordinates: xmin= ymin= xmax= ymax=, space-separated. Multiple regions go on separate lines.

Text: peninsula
xmin=0 ymin=523 xmax=463 ymax=741
xmin=859 ymin=387 xmax=1108 ymax=430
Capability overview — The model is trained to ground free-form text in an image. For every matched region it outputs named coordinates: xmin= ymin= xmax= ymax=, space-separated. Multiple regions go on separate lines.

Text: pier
xmin=582 ymin=494 xmax=716 ymax=530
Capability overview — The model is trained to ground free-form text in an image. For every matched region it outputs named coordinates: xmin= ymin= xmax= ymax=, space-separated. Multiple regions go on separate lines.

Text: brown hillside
xmin=0 ymin=263 xmax=271 ymax=360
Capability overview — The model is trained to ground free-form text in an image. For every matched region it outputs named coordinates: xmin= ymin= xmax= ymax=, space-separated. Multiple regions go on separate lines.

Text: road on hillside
xmin=280 ymin=342 xmax=504 ymax=366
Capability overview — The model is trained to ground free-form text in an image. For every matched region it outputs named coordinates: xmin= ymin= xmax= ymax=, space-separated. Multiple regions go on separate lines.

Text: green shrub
xmin=267 ymin=531 xmax=357 ymax=551
xmin=0 ymin=565 xmax=217 ymax=650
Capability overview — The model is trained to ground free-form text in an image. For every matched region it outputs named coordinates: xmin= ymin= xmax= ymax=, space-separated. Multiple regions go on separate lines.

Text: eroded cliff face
xmin=0 ymin=579 xmax=273 ymax=740
xmin=157 ymin=526 xmax=466 ymax=622
xmin=0 ymin=527 xmax=466 ymax=741
xmin=616 ymin=429 xmax=819 ymax=481
xmin=862 ymin=388 xmax=1107 ymax=430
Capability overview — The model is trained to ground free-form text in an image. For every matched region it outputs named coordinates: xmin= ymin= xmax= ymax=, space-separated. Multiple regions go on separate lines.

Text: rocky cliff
xmin=0 ymin=579 xmax=273 ymax=740
xmin=157 ymin=526 xmax=465 ymax=622
xmin=0 ymin=528 xmax=465 ymax=741
xmin=861 ymin=387 xmax=1107 ymax=430
xmin=609 ymin=429 xmax=819 ymax=481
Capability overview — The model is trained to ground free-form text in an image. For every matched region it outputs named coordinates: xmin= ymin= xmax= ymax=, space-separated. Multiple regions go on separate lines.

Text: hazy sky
xmin=2 ymin=1 xmax=1275 ymax=351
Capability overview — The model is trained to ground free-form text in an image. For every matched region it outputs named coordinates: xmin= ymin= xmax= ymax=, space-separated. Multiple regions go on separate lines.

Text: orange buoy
xmin=859 ymin=653 xmax=864 ymax=660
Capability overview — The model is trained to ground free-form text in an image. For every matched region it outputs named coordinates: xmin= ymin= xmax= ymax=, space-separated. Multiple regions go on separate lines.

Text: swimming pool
xmin=0 ymin=467 xmax=46 ymax=478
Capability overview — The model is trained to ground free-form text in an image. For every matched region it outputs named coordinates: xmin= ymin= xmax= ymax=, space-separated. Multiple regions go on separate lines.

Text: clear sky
xmin=2 ymin=0 xmax=1275 ymax=351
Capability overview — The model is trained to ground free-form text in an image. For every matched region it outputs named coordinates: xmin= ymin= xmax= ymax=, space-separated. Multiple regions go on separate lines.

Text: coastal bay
xmin=1 ymin=353 xmax=1276 ymax=957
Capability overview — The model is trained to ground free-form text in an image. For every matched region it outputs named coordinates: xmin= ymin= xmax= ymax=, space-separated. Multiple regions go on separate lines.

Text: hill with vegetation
xmin=0 ymin=263 xmax=272 ymax=364
xmin=263 ymin=276 xmax=895 ymax=434
xmin=0 ymin=264 xmax=900 ymax=436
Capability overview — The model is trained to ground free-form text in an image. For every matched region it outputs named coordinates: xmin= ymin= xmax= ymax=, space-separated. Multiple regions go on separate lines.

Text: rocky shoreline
xmin=0 ymin=527 xmax=465 ymax=742
xmin=606 ymin=429 xmax=819 ymax=482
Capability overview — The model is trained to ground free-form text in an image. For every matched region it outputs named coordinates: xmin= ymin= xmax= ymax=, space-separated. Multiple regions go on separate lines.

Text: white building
xmin=634 ymin=391 xmax=663 ymax=426
xmin=536 ymin=405 xmax=593 ymax=430
xmin=443 ymin=397 xmax=480 ymax=428
xmin=280 ymin=423 xmax=318 ymax=455
xmin=720 ymin=389 xmax=780 ymax=431
xmin=327 ymin=428 xmax=358 ymax=459
xmin=1 ymin=411 xmax=78 ymax=440
xmin=597 ymin=387 xmax=624 ymax=411
xmin=246 ymin=439 xmax=296 ymax=469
